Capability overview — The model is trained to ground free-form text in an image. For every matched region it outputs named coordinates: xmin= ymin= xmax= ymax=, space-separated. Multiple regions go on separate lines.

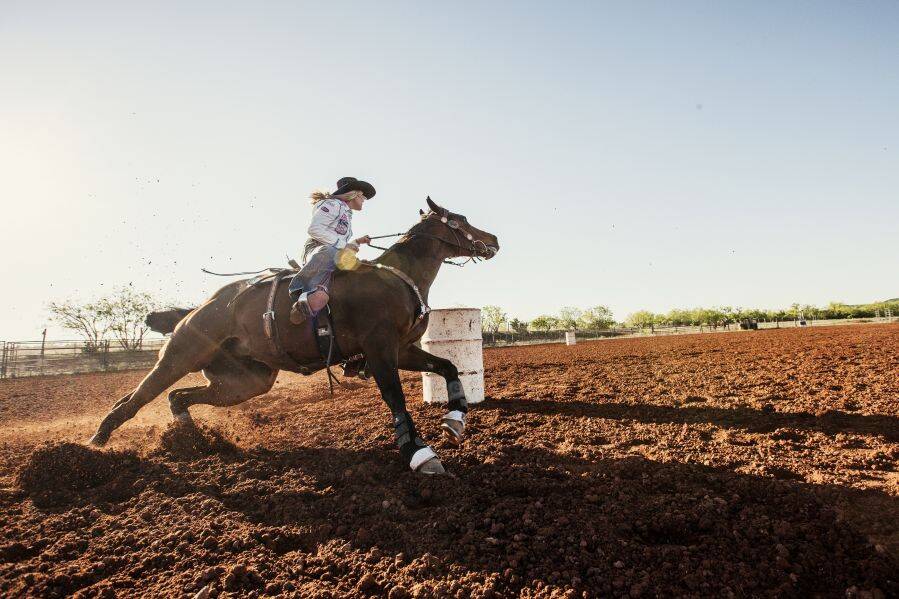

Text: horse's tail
xmin=145 ymin=307 xmax=195 ymax=335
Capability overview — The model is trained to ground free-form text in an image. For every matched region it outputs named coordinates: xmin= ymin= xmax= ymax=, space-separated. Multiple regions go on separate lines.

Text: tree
xmin=47 ymin=299 xmax=110 ymax=352
xmin=508 ymin=318 xmax=529 ymax=334
xmin=558 ymin=306 xmax=583 ymax=330
xmin=48 ymin=287 xmax=162 ymax=351
xmin=481 ymin=305 xmax=507 ymax=335
xmin=98 ymin=286 xmax=160 ymax=350
xmin=666 ymin=308 xmax=692 ymax=326
xmin=579 ymin=305 xmax=615 ymax=330
xmin=626 ymin=310 xmax=658 ymax=329
xmin=530 ymin=315 xmax=560 ymax=331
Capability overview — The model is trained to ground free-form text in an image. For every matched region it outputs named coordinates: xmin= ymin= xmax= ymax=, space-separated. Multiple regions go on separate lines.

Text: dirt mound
xmin=16 ymin=442 xmax=138 ymax=506
xmin=157 ymin=420 xmax=239 ymax=459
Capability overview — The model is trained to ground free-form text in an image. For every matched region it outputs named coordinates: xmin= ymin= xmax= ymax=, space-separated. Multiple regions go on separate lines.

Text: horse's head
xmin=413 ymin=196 xmax=500 ymax=261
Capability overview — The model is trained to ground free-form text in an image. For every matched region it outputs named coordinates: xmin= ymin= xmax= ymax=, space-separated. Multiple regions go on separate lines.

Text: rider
xmin=288 ymin=177 xmax=374 ymax=324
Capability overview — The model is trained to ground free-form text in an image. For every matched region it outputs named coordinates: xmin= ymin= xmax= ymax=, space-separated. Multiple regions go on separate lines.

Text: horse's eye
xmin=447 ymin=220 xmax=460 ymax=229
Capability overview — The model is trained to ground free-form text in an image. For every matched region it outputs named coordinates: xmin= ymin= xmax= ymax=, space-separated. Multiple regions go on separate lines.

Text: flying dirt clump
xmin=17 ymin=442 xmax=138 ymax=505
xmin=157 ymin=420 xmax=239 ymax=459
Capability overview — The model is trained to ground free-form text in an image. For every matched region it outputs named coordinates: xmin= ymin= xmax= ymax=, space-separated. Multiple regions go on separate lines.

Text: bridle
xmin=369 ymin=211 xmax=496 ymax=267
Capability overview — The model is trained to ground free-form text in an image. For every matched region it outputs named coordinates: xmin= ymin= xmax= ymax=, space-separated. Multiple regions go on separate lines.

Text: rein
xmin=368 ymin=214 xmax=492 ymax=267
xmin=202 ymin=267 xmax=271 ymax=277
xmin=203 ymin=209 xmax=492 ymax=277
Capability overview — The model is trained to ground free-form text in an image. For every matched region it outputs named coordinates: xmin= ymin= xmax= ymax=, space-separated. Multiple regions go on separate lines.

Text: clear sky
xmin=1 ymin=1 xmax=897 ymax=340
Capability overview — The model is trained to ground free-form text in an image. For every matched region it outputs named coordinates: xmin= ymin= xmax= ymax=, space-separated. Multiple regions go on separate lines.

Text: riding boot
xmin=289 ymin=292 xmax=315 ymax=325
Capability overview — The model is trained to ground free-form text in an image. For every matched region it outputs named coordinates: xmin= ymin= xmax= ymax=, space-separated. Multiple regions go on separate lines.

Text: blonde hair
xmin=309 ymin=189 xmax=364 ymax=205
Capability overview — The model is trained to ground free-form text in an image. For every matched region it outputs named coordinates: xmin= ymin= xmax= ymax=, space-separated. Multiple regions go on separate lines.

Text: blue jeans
xmin=288 ymin=244 xmax=339 ymax=300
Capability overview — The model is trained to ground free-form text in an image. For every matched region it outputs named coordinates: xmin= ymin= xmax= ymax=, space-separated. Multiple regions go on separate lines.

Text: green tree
xmin=530 ymin=315 xmax=560 ymax=331
xmin=579 ymin=305 xmax=615 ymax=330
xmin=481 ymin=305 xmax=507 ymax=335
xmin=665 ymin=308 xmax=693 ymax=326
xmin=557 ymin=306 xmax=583 ymax=330
xmin=626 ymin=310 xmax=658 ymax=328
xmin=508 ymin=318 xmax=529 ymax=334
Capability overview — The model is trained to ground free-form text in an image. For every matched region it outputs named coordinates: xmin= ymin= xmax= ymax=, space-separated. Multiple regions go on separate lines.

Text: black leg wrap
xmin=446 ymin=379 xmax=468 ymax=413
xmin=393 ymin=411 xmax=427 ymax=463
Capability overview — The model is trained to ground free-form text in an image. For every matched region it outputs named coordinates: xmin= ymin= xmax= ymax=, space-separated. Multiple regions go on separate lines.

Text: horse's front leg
xmin=364 ymin=336 xmax=445 ymax=474
xmin=398 ymin=344 xmax=468 ymax=445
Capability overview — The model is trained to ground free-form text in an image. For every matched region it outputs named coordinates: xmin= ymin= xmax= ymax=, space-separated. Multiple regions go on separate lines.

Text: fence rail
xmin=482 ymin=329 xmax=634 ymax=347
xmin=2 ymin=317 xmax=895 ymax=379
xmin=0 ymin=338 xmax=167 ymax=379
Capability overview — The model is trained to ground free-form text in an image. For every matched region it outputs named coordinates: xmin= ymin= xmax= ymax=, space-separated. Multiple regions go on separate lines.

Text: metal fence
xmin=0 ymin=338 xmax=167 ymax=379
xmin=482 ymin=329 xmax=635 ymax=347
xmin=3 ymin=317 xmax=894 ymax=379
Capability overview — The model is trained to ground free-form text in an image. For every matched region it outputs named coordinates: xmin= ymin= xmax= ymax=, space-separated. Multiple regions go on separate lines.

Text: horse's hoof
xmin=410 ymin=446 xmax=444 ymax=474
xmin=172 ymin=410 xmax=193 ymax=423
xmin=88 ymin=430 xmax=109 ymax=447
xmin=440 ymin=421 xmax=464 ymax=446
xmin=440 ymin=414 xmax=465 ymax=446
xmin=417 ymin=457 xmax=446 ymax=475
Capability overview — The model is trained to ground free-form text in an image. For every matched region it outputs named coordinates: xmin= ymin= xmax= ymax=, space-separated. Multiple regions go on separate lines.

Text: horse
xmin=88 ymin=197 xmax=500 ymax=474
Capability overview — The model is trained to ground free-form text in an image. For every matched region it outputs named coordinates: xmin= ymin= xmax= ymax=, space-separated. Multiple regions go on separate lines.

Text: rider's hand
xmin=354 ymin=235 xmax=372 ymax=246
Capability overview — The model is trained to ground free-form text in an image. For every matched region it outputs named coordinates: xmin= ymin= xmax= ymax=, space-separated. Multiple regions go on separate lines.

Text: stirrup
xmin=289 ymin=293 xmax=314 ymax=325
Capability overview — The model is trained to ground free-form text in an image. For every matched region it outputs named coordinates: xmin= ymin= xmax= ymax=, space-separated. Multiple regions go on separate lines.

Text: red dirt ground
xmin=1 ymin=324 xmax=897 ymax=598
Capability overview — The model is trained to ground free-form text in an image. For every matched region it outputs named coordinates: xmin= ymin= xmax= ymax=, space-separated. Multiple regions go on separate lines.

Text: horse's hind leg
xmin=89 ymin=328 xmax=222 ymax=446
xmin=168 ymin=355 xmax=276 ymax=419
xmin=167 ymin=385 xmax=207 ymax=422
xmin=110 ymin=392 xmax=134 ymax=411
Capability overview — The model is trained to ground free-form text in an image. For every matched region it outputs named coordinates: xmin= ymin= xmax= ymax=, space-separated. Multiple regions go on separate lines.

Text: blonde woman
xmin=288 ymin=177 xmax=375 ymax=324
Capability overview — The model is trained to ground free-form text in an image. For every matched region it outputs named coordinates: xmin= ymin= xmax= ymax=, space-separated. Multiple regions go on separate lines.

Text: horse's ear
xmin=426 ymin=196 xmax=443 ymax=215
xmin=419 ymin=209 xmax=425 ymax=216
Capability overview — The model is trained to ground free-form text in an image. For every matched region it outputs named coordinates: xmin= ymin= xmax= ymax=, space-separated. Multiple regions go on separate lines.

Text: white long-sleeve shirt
xmin=307 ymin=198 xmax=354 ymax=249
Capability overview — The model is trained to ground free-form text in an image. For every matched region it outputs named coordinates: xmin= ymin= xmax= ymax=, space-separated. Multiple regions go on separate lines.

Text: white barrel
xmin=565 ymin=331 xmax=577 ymax=345
xmin=421 ymin=308 xmax=485 ymax=404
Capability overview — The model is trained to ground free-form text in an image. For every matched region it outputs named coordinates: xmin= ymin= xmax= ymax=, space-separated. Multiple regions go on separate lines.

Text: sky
xmin=1 ymin=1 xmax=897 ymax=340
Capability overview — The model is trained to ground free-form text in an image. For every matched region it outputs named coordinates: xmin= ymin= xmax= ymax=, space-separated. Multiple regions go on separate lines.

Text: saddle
xmin=250 ymin=269 xmax=367 ymax=385
xmin=245 ymin=258 xmax=430 ymax=386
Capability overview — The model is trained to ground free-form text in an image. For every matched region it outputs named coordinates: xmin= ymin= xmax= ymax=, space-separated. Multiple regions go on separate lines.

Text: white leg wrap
xmin=442 ymin=410 xmax=466 ymax=424
xmin=409 ymin=446 xmax=438 ymax=471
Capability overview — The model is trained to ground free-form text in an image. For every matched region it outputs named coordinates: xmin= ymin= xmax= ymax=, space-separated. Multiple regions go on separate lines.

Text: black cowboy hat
xmin=334 ymin=176 xmax=376 ymax=199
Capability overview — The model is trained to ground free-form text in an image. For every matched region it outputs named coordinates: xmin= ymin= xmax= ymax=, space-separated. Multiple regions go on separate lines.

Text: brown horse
xmin=89 ymin=197 xmax=499 ymax=474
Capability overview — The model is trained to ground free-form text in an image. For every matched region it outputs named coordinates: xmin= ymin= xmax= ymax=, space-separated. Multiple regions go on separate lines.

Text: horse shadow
xmin=477 ymin=397 xmax=899 ymax=442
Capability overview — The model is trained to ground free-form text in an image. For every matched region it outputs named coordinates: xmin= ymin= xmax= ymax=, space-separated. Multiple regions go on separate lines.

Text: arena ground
xmin=1 ymin=324 xmax=896 ymax=597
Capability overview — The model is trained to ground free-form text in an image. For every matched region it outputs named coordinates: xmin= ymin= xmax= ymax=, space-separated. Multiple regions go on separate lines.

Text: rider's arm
xmin=307 ymin=200 xmax=347 ymax=248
